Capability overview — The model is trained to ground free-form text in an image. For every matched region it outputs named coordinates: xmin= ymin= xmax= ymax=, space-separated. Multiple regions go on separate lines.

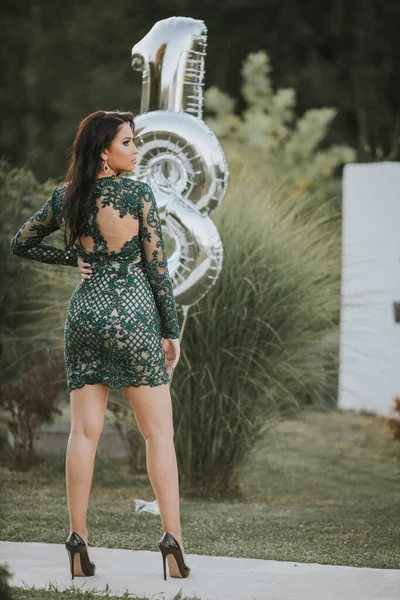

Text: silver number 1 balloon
xmin=131 ymin=16 xmax=228 ymax=309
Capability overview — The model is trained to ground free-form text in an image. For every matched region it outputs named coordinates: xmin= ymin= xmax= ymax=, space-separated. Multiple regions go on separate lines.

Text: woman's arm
xmin=138 ymin=182 xmax=181 ymax=339
xmin=10 ymin=186 xmax=78 ymax=266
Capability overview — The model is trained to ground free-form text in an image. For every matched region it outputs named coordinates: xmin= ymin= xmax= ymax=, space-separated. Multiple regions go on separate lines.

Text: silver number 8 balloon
xmin=130 ymin=16 xmax=228 ymax=326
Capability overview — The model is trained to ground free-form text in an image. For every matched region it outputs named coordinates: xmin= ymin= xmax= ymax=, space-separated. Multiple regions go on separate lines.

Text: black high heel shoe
xmin=65 ymin=531 xmax=96 ymax=580
xmin=158 ymin=532 xmax=190 ymax=580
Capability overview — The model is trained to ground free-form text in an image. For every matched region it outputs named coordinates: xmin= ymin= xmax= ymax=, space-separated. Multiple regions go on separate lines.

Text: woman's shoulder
xmin=56 ymin=181 xmax=68 ymax=197
xmin=95 ymin=175 xmax=151 ymax=193
xmin=118 ymin=176 xmax=150 ymax=193
xmin=49 ymin=182 xmax=67 ymax=207
xmin=117 ymin=177 xmax=155 ymax=203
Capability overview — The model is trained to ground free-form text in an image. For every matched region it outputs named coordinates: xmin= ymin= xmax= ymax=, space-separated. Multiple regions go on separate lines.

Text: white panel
xmin=338 ymin=162 xmax=400 ymax=416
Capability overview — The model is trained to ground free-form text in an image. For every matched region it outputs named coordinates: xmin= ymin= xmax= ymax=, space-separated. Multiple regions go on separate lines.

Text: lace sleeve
xmin=10 ymin=186 xmax=78 ymax=266
xmin=138 ymin=182 xmax=181 ymax=339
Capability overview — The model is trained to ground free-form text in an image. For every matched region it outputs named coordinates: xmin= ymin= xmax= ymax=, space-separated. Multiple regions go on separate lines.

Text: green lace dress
xmin=10 ymin=176 xmax=181 ymax=392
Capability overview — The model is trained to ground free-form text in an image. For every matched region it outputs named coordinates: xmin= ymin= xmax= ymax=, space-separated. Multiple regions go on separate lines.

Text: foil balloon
xmin=130 ymin=16 xmax=228 ymax=309
xmin=131 ymin=16 xmax=208 ymax=119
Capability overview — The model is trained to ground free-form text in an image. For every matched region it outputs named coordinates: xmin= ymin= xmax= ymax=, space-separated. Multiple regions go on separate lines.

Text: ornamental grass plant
xmin=171 ymin=163 xmax=341 ymax=494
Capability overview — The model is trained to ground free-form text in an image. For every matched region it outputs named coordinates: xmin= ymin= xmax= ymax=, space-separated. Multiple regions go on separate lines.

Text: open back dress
xmin=10 ymin=175 xmax=181 ymax=392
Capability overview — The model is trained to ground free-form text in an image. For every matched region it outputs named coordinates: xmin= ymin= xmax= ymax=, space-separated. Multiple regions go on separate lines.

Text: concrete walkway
xmin=1 ymin=541 xmax=399 ymax=600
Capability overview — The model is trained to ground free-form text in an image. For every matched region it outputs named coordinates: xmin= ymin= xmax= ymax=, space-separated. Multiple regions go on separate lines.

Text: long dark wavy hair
xmin=62 ymin=110 xmax=135 ymax=251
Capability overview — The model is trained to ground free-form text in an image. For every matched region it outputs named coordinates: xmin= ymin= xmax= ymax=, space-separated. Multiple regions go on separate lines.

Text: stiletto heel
xmin=67 ymin=545 xmax=78 ymax=580
xmin=65 ymin=531 xmax=96 ymax=580
xmin=158 ymin=532 xmax=190 ymax=580
xmin=161 ymin=549 xmax=167 ymax=581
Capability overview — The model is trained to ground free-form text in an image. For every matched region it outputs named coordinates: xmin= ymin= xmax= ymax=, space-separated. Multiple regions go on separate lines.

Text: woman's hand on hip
xmin=161 ymin=337 xmax=180 ymax=378
xmin=78 ymin=256 xmax=92 ymax=282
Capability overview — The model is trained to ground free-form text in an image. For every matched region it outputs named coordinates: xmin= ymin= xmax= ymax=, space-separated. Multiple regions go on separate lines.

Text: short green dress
xmin=10 ymin=176 xmax=181 ymax=392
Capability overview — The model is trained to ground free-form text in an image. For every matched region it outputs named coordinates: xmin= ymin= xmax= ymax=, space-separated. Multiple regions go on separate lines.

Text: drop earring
xmin=103 ymin=160 xmax=109 ymax=173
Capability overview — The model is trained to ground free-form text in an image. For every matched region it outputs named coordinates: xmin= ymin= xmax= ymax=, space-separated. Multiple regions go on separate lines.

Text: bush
xmin=0 ymin=353 xmax=64 ymax=470
xmin=0 ymin=159 xmax=68 ymax=469
xmin=171 ymin=168 xmax=340 ymax=494
xmin=204 ymin=50 xmax=356 ymax=212
xmin=0 ymin=158 xmax=69 ymax=367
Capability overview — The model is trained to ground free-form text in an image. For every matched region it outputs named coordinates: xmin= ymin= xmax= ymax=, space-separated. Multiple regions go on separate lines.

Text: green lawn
xmin=1 ymin=407 xmax=399 ymax=592
xmin=2 ymin=583 xmax=201 ymax=600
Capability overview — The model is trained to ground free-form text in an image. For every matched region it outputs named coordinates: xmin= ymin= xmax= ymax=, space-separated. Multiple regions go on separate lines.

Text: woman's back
xmin=60 ymin=175 xmax=155 ymax=267
xmin=79 ymin=175 xmax=141 ymax=256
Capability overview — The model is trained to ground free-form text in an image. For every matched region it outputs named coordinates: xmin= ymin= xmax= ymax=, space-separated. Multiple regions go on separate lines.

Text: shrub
xmin=0 ymin=160 xmax=69 ymax=469
xmin=171 ymin=169 xmax=340 ymax=494
xmin=204 ymin=50 xmax=356 ymax=212
xmin=0 ymin=158 xmax=68 ymax=369
xmin=0 ymin=352 xmax=64 ymax=470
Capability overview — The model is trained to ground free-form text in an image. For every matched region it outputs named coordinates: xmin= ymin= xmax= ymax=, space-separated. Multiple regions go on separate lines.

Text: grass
xmin=8 ymin=585 xmax=201 ymax=599
xmin=12 ymin=584 xmax=200 ymax=600
xmin=1 ymin=408 xmax=399 ymax=575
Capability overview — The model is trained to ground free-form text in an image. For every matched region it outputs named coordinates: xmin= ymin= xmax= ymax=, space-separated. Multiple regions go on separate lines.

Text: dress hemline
xmin=67 ymin=375 xmax=170 ymax=393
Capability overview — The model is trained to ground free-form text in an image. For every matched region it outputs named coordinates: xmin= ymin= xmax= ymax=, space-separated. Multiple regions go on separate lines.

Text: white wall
xmin=338 ymin=162 xmax=400 ymax=417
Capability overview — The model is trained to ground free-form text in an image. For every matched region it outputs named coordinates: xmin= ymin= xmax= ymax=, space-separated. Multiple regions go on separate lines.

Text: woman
xmin=10 ymin=109 xmax=190 ymax=582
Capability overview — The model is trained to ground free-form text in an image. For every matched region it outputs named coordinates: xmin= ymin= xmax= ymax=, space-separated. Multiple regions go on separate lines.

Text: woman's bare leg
xmin=66 ymin=383 xmax=109 ymax=567
xmin=123 ymin=382 xmax=185 ymax=575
